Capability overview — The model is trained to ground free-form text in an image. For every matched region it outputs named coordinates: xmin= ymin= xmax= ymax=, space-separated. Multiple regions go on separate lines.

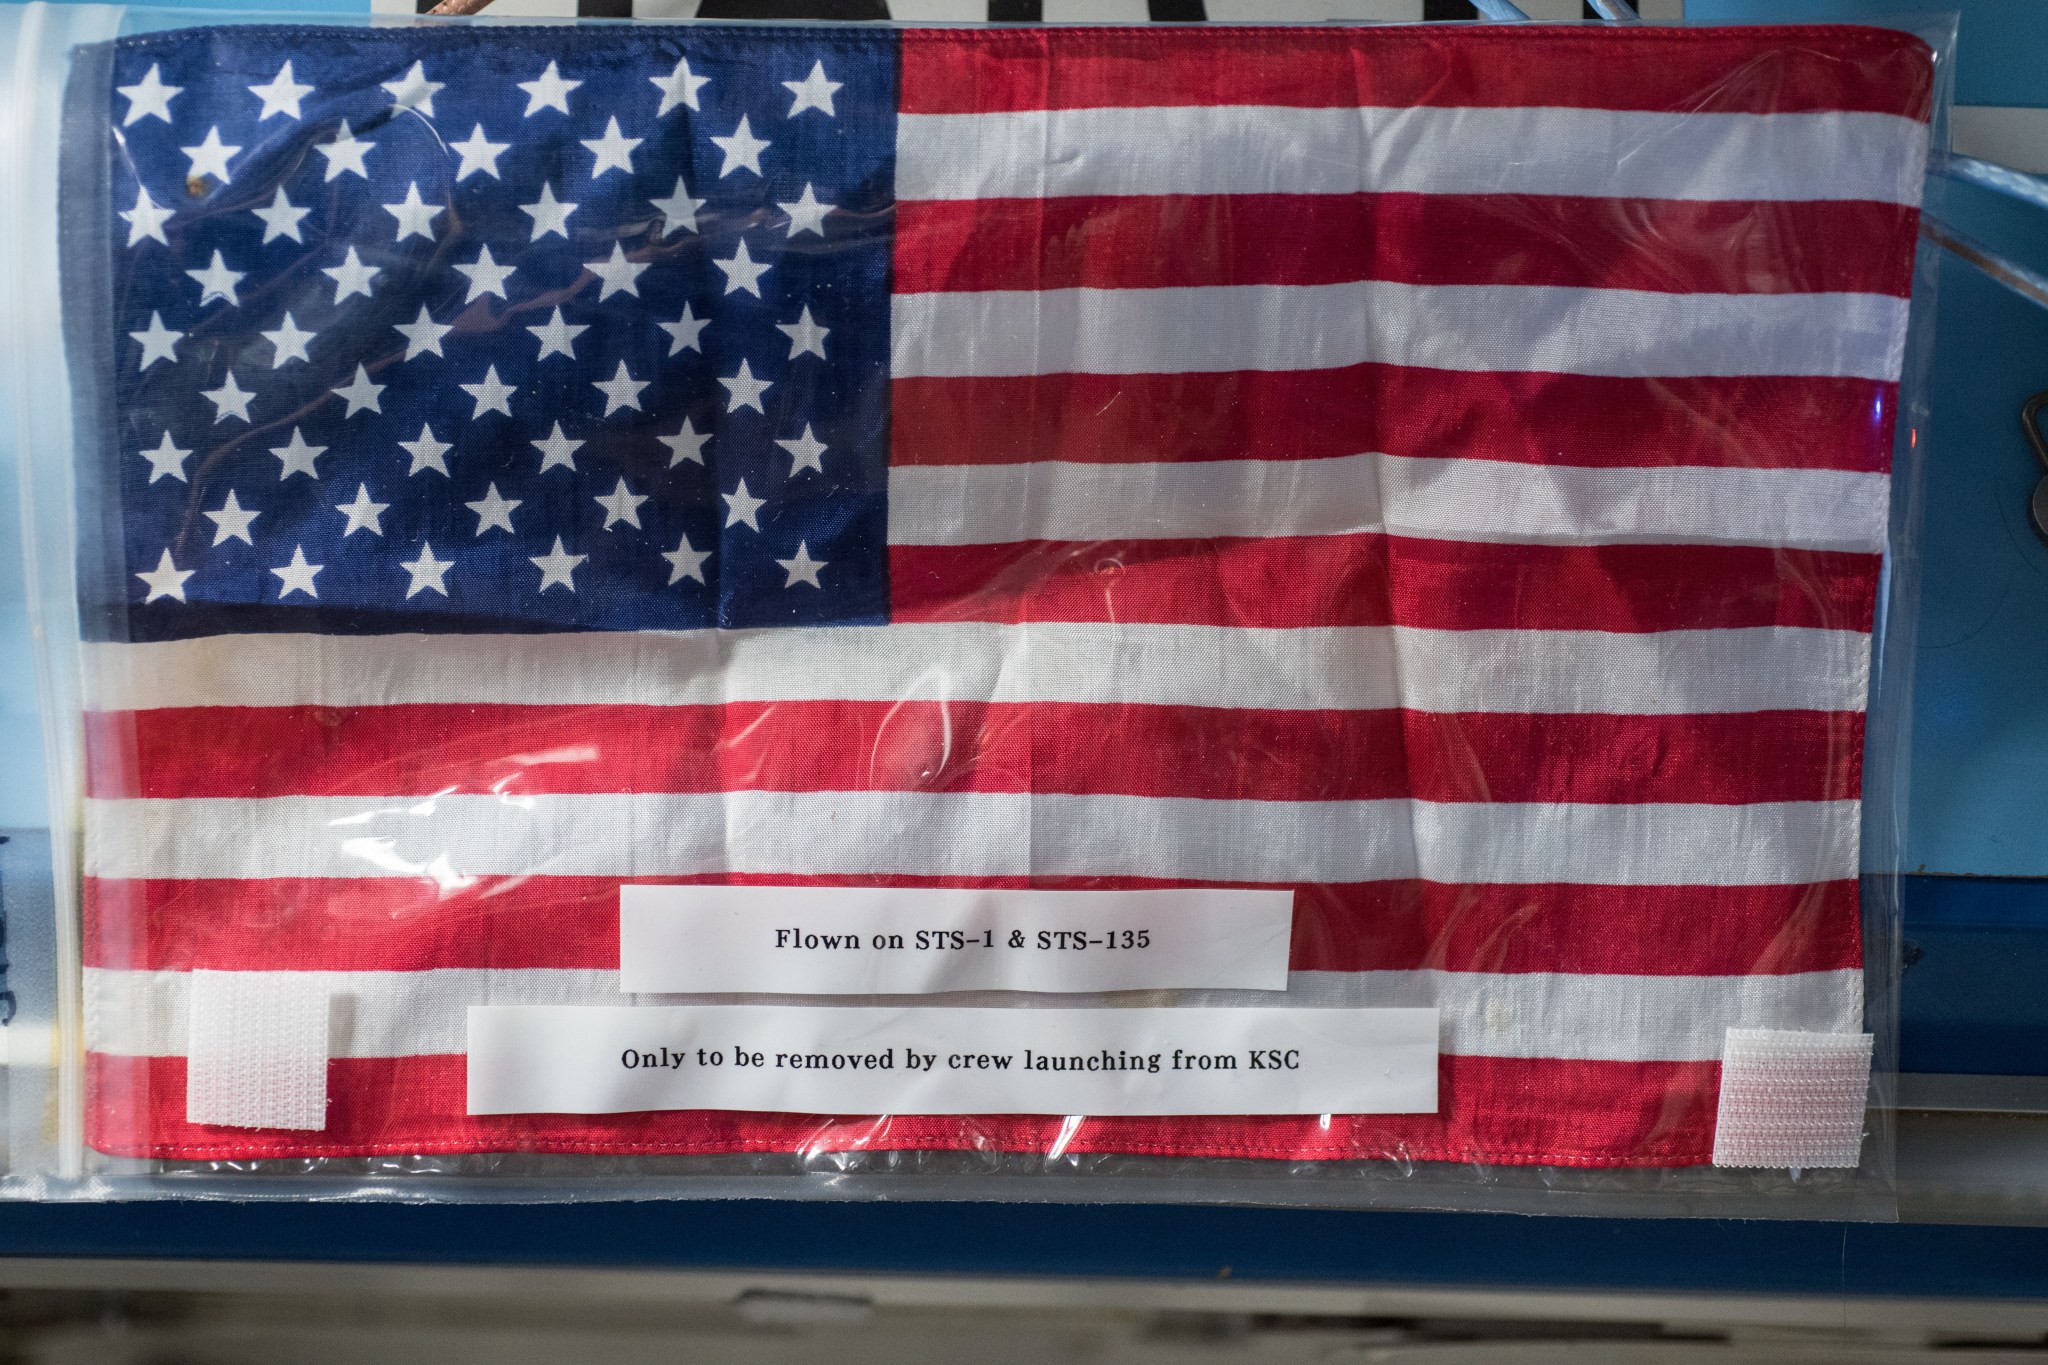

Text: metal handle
xmin=2024 ymin=390 xmax=2048 ymax=547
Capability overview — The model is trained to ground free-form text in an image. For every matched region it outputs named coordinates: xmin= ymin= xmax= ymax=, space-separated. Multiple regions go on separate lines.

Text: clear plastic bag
xmin=1 ymin=3 xmax=1949 ymax=1214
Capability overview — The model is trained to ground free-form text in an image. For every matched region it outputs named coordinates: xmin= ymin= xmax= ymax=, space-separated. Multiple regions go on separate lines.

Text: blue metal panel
xmin=5 ymin=1198 xmax=2048 ymax=1296
xmin=1685 ymin=0 xmax=2048 ymax=108
xmin=1902 ymin=876 xmax=2048 ymax=1073
xmin=1938 ymin=169 xmax=2048 ymax=276
xmin=0 ymin=385 xmax=48 ymax=830
xmin=1903 ymin=239 xmax=2048 ymax=877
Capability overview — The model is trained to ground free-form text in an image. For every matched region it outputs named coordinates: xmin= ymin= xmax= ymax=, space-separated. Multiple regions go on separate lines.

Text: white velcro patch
xmin=185 ymin=971 xmax=330 ymax=1131
xmin=1711 ymin=1027 xmax=1872 ymax=1169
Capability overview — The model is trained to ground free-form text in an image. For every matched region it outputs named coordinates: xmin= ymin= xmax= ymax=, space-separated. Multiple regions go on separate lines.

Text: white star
xmin=261 ymin=312 xmax=315 ymax=366
xmin=450 ymin=125 xmax=509 ymax=181
xmin=382 ymin=61 xmax=444 ymax=117
xmin=185 ymin=250 xmax=244 ymax=307
xmin=335 ymin=483 xmax=389 ymax=537
xmin=518 ymin=60 xmax=581 ymax=117
xmin=585 ymin=243 xmax=648 ymax=300
xmin=461 ymin=365 xmax=516 ymax=418
xmin=723 ymin=478 xmax=765 ymax=531
xmin=531 ymin=421 xmax=584 ymax=472
xmin=528 ymin=307 xmax=587 ymax=361
xmin=136 ymin=549 xmax=193 ymax=603
xmin=120 ymin=185 xmax=173 ymax=247
xmin=520 ymin=183 xmax=578 ymax=240
xmin=251 ymin=187 xmax=310 ymax=244
xmin=777 ymin=424 xmax=828 ymax=476
xmin=455 ymin=245 xmax=516 ymax=302
xmin=138 ymin=431 xmax=190 ymax=483
xmin=660 ymin=417 xmax=710 ymax=467
xmin=203 ymin=489 xmax=260 ymax=546
xmin=322 ymin=245 xmax=380 ymax=303
xmin=650 ymin=178 xmax=703 ymax=237
xmin=719 ymin=359 xmax=772 ymax=414
xmin=595 ymin=477 xmax=649 ymax=530
xmin=271 ymin=545 xmax=322 ymax=599
xmin=582 ymin=116 xmax=642 ymax=178
xmin=400 ymin=423 xmax=452 ymax=477
xmin=393 ymin=304 xmax=452 ymax=361
xmin=782 ymin=61 xmax=842 ymax=118
xmin=777 ymin=183 xmax=835 ymax=239
xmin=249 ymin=61 xmax=313 ymax=120
xmin=530 ymin=536 xmax=585 ymax=593
xmin=130 ymin=312 xmax=183 ymax=370
xmin=466 ymin=483 xmax=521 ymax=535
xmin=659 ymin=304 xmax=709 ymax=356
xmin=776 ymin=306 xmax=829 ymax=360
xmin=776 ymin=541 xmax=827 ymax=589
xmin=333 ymin=363 xmax=385 ymax=417
xmin=315 ymin=120 xmax=373 ymax=181
xmin=713 ymin=239 xmax=771 ymax=297
xmin=662 ymin=533 xmax=710 ymax=585
xmin=593 ymin=361 xmax=648 ymax=416
xmin=270 ymin=427 xmax=326 ymax=480
xmin=401 ymin=543 xmax=455 ymax=598
xmin=118 ymin=65 xmax=181 ymax=126
xmin=202 ymin=372 xmax=255 ymax=423
xmin=711 ymin=116 xmax=771 ymax=178
xmin=383 ymin=182 xmax=443 ymax=242
xmin=651 ymin=57 xmax=709 ymax=116
xmin=180 ymin=127 xmax=240 ymax=184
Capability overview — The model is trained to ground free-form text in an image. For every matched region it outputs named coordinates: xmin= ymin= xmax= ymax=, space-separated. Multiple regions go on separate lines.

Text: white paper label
xmin=618 ymin=886 xmax=1295 ymax=994
xmin=467 ymin=1005 xmax=1439 ymax=1117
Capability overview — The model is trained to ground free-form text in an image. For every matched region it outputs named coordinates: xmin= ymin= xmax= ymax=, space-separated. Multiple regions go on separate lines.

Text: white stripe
xmin=80 ymin=624 xmax=1870 ymax=715
xmin=83 ymin=966 xmax=1861 ymax=1064
xmin=896 ymin=106 xmax=1928 ymax=206
xmin=889 ymin=454 xmax=1889 ymax=552
xmin=84 ymin=792 xmax=1859 ymax=885
xmin=891 ymin=283 xmax=1909 ymax=381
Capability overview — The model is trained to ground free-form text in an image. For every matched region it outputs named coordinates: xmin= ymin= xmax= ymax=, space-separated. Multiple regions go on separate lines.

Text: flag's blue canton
xmin=96 ymin=26 xmax=894 ymax=638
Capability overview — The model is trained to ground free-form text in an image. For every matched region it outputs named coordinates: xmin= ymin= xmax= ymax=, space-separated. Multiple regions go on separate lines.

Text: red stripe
xmin=897 ymin=26 xmax=1932 ymax=119
xmin=87 ymin=1051 xmax=1722 ymax=1166
xmin=888 ymin=538 xmax=1879 ymax=632
xmin=83 ymin=876 xmax=1860 ymax=977
xmin=86 ymin=704 xmax=1863 ymax=805
xmin=890 ymin=369 xmax=1898 ymax=473
xmin=894 ymin=195 xmax=1920 ymax=298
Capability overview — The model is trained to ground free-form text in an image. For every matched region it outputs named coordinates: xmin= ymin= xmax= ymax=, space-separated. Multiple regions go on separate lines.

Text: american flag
xmin=69 ymin=22 xmax=1931 ymax=1165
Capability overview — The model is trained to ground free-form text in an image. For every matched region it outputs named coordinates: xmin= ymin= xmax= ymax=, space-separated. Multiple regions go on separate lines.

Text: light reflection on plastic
xmin=871 ymin=666 xmax=956 ymax=789
xmin=326 ymin=788 xmax=459 ymax=824
xmin=325 ymin=789 xmax=480 ymax=891
xmin=336 ymin=839 xmax=477 ymax=894
xmin=483 ymin=776 xmax=537 ymax=811
xmin=503 ymin=746 xmax=599 ymax=768
xmin=489 ymin=753 xmax=598 ymax=806
xmin=1044 ymin=1113 xmax=1087 ymax=1160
